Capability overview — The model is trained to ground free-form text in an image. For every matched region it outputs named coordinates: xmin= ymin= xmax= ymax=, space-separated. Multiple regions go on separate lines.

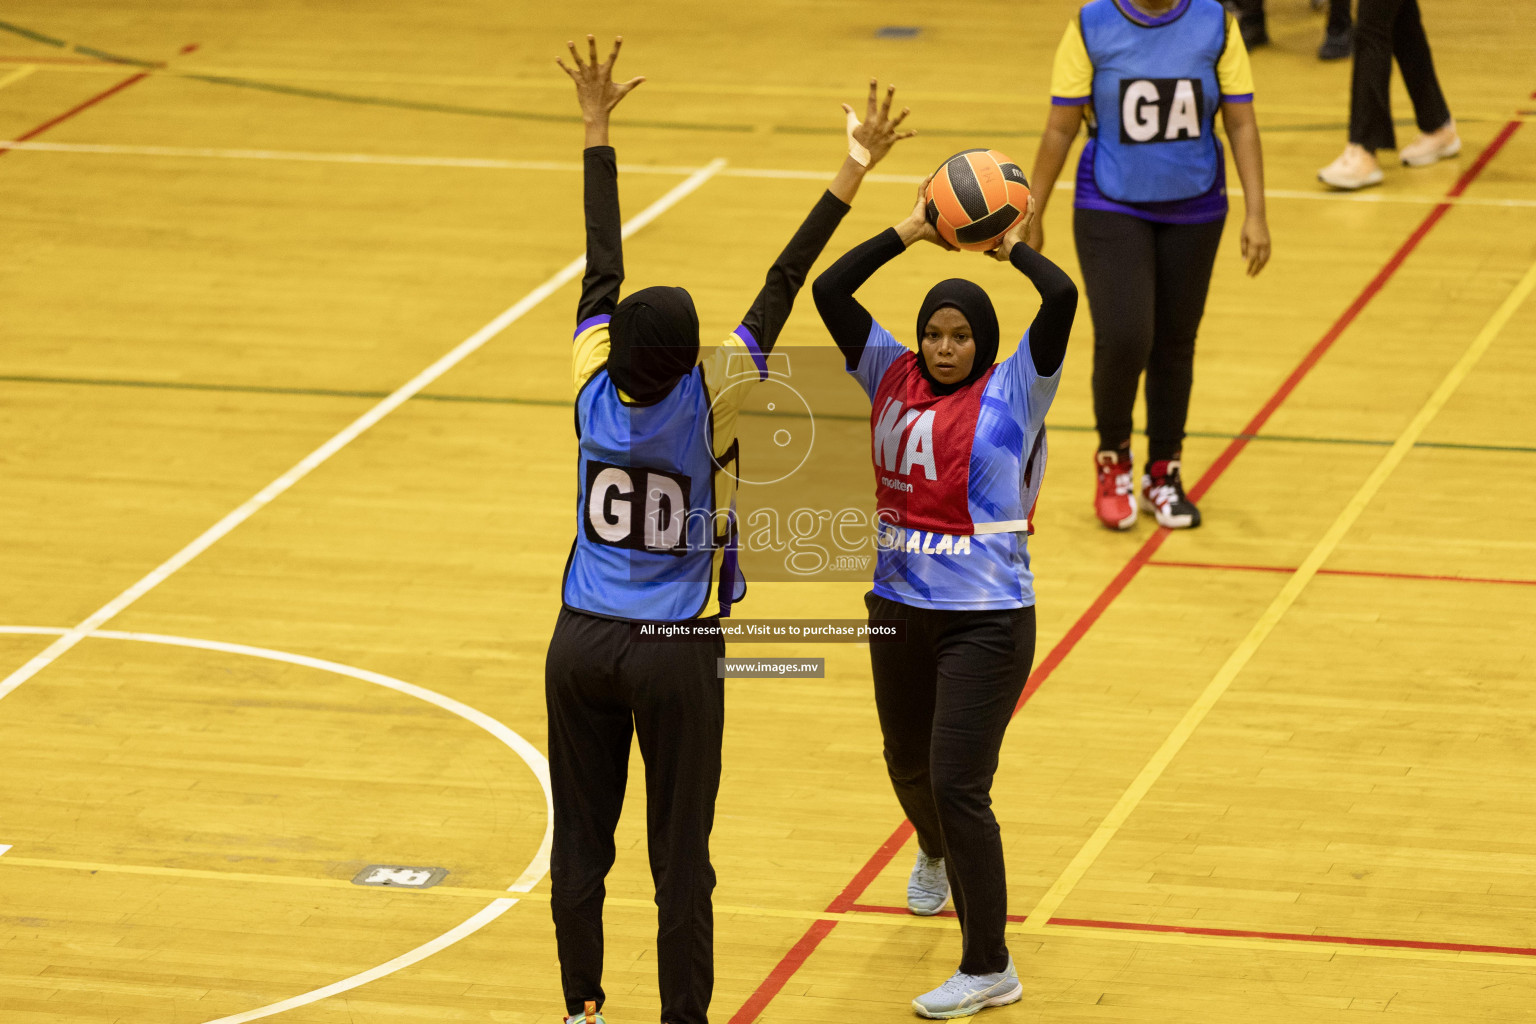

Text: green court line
xmin=0 ymin=19 xmax=65 ymax=48
xmin=73 ymin=44 xmax=158 ymax=68
xmin=0 ymin=19 xmax=753 ymax=132
xmin=178 ymin=73 xmax=758 ymax=132
xmin=0 ymin=18 xmax=1422 ymax=138
xmin=0 ymin=20 xmax=158 ymax=67
xmin=4 ymin=372 xmax=1531 ymax=455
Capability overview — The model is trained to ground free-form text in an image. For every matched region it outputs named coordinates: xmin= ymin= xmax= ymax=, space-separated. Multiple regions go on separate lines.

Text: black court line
xmin=5 ymin=372 xmax=1532 ymax=456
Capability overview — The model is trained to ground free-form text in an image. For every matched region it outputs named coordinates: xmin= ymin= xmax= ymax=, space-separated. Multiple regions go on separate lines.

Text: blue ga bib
xmin=1081 ymin=0 xmax=1228 ymax=203
xmin=563 ymin=367 xmax=744 ymax=622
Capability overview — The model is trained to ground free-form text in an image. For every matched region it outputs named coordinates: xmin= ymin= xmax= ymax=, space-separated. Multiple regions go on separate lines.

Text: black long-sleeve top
xmin=810 ymin=228 xmax=1078 ymax=377
xmin=577 ymin=145 xmax=850 ymax=351
xmin=577 ymin=146 xmax=625 ymax=326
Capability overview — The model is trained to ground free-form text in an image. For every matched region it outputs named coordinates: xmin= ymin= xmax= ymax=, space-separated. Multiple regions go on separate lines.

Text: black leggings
xmin=1349 ymin=0 xmax=1452 ymax=152
xmin=1074 ymin=208 xmax=1225 ymax=462
xmin=545 ymin=608 xmax=725 ymax=1024
xmin=866 ymin=592 xmax=1036 ymax=976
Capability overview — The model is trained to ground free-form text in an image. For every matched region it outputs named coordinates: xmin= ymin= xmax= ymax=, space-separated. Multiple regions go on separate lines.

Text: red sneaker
xmin=1094 ymin=450 xmax=1137 ymax=530
xmin=1139 ymin=459 xmax=1202 ymax=529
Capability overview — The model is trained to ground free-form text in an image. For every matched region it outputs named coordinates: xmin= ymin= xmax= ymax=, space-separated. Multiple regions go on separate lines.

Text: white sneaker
xmin=1400 ymin=121 xmax=1461 ymax=167
xmin=911 ymin=959 xmax=1022 ymax=1019
xmin=1318 ymin=144 xmax=1384 ymax=190
xmin=907 ymin=850 xmax=949 ymax=916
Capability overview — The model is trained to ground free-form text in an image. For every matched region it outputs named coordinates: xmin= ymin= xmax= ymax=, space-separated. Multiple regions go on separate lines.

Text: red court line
xmin=0 ymin=44 xmax=196 ymax=154
xmin=1188 ymin=117 xmax=1523 ymax=507
xmin=1 ymin=72 xmax=150 ymax=148
xmin=1150 ymin=559 xmax=1536 ymax=588
xmin=849 ymin=901 xmax=1536 ymax=957
xmin=726 ymin=116 xmax=1526 ymax=1024
xmin=730 ymin=919 xmax=838 ymax=1024
xmin=826 ymin=820 xmax=914 ymax=914
xmin=729 ymin=821 xmax=915 ymax=1020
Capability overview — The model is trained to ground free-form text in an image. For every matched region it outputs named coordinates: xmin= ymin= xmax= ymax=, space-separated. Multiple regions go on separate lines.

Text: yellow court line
xmin=7 ymin=854 xmax=1535 ymax=964
xmin=0 ymin=63 xmax=36 ymax=90
xmin=1018 ymin=254 xmax=1536 ymax=933
xmin=1034 ymin=922 xmax=1536 ymax=968
xmin=0 ymin=853 xmax=890 ymax=927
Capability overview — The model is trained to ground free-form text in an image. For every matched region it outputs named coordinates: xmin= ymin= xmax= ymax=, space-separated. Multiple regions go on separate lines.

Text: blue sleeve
xmin=993 ymin=328 xmax=1063 ymax=435
xmin=848 ymin=320 xmax=908 ymax=400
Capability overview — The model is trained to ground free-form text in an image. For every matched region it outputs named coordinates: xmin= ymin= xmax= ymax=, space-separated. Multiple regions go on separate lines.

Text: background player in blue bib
xmin=548 ymin=37 xmax=915 ymax=1024
xmin=1026 ymin=0 xmax=1271 ymax=532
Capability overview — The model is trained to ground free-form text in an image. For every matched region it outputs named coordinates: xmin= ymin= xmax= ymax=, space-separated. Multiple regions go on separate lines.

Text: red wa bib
xmin=869 ymin=352 xmax=995 ymax=535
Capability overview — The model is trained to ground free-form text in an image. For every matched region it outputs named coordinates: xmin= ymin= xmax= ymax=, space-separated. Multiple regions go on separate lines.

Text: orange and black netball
xmin=924 ymin=149 xmax=1032 ymax=251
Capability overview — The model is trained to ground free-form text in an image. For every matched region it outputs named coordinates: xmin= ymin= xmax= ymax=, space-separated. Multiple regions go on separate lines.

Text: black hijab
xmin=608 ymin=285 xmax=700 ymax=403
xmin=915 ymin=278 xmax=1000 ymax=395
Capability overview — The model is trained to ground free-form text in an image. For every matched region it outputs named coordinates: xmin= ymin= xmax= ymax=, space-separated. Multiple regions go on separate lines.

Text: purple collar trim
xmin=1112 ymin=0 xmax=1192 ymax=27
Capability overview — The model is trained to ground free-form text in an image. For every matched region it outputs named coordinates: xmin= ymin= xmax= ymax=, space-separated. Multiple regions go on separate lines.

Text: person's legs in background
xmin=1319 ymin=0 xmax=1456 ymax=188
xmin=1224 ymin=0 xmax=1268 ymax=49
xmin=1075 ymin=207 xmax=1157 ymax=531
xmin=1391 ymin=0 xmax=1459 ymax=166
xmin=1140 ymin=218 xmax=1225 ymax=530
xmin=1319 ymin=0 xmax=1354 ymax=60
xmin=1318 ymin=0 xmax=1399 ymax=189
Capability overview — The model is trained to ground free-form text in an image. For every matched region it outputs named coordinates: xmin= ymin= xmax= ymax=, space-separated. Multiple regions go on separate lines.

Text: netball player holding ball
xmin=548 ymin=36 xmax=916 ymax=1024
xmin=1026 ymin=0 xmax=1271 ymax=531
xmin=813 ymin=152 xmax=1077 ymax=1018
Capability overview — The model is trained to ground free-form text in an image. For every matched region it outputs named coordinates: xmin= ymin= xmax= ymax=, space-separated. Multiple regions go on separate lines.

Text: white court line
xmin=0 ymin=625 xmax=551 ymax=1024
xmin=5 ymin=139 xmax=1534 ymax=207
xmin=0 ymin=155 xmax=725 ymax=707
xmin=0 ymin=844 xmax=10 ymax=857
xmin=0 ymin=155 xmax=723 ymax=1018
xmin=0 ymin=139 xmax=908 ymax=180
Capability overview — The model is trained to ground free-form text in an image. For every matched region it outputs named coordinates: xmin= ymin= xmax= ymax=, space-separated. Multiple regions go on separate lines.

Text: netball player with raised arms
xmin=813 ymin=169 xmax=1078 ymax=1016
xmin=548 ymin=36 xmax=914 ymax=1024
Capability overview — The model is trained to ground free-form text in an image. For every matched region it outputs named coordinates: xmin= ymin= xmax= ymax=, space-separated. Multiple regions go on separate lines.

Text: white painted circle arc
xmin=0 ymin=625 xmax=551 ymax=1024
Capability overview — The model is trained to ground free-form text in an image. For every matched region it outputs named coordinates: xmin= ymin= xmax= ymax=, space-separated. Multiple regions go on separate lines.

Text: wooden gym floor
xmin=1 ymin=1 xmax=1534 ymax=1021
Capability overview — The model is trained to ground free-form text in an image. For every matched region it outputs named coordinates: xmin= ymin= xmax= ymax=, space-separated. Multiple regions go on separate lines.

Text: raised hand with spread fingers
xmin=556 ymin=34 xmax=644 ymax=147
xmin=828 ymin=79 xmax=917 ymax=205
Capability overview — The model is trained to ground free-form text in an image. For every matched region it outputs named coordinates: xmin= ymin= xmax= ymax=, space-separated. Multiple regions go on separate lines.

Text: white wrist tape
xmin=846 ymin=109 xmax=871 ymax=167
